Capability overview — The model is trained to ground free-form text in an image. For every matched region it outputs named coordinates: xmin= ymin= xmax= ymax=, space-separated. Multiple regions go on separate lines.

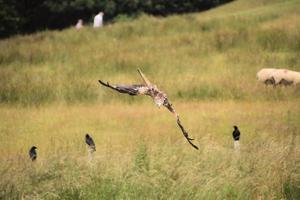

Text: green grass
xmin=0 ymin=0 xmax=300 ymax=199
xmin=0 ymin=0 xmax=300 ymax=105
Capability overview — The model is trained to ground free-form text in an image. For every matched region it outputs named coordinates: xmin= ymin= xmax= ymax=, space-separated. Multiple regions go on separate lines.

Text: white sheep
xmin=256 ymin=68 xmax=277 ymax=85
xmin=288 ymin=70 xmax=300 ymax=85
xmin=271 ymin=69 xmax=300 ymax=86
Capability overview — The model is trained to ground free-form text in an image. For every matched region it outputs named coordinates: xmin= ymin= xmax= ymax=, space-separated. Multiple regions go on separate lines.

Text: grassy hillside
xmin=0 ymin=0 xmax=300 ymax=105
xmin=0 ymin=0 xmax=300 ymax=199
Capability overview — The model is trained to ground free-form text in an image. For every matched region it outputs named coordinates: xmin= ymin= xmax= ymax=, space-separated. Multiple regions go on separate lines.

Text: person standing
xmin=93 ymin=12 xmax=104 ymax=28
xmin=75 ymin=19 xmax=83 ymax=30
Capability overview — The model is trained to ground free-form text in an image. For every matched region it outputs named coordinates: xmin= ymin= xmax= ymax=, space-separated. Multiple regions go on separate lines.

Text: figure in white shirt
xmin=93 ymin=12 xmax=104 ymax=28
xmin=75 ymin=19 xmax=83 ymax=30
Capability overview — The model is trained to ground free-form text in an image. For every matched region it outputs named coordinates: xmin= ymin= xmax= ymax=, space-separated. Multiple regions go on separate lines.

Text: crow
xmin=85 ymin=134 xmax=96 ymax=152
xmin=29 ymin=146 xmax=37 ymax=161
xmin=232 ymin=126 xmax=240 ymax=141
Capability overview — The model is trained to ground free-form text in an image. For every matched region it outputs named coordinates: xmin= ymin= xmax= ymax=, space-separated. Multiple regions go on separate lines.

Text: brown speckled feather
xmin=98 ymin=69 xmax=198 ymax=150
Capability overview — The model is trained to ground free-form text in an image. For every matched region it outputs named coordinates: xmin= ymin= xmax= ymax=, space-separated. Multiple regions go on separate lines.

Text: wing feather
xmin=99 ymin=80 xmax=148 ymax=96
xmin=163 ymin=100 xmax=199 ymax=150
xmin=137 ymin=69 xmax=152 ymax=87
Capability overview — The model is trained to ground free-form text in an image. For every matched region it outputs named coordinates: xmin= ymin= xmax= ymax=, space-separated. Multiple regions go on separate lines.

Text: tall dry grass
xmin=0 ymin=102 xmax=299 ymax=199
xmin=0 ymin=0 xmax=300 ymax=199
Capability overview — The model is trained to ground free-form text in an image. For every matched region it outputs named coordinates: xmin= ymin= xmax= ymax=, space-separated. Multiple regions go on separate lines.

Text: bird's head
xmin=233 ymin=126 xmax=238 ymax=130
xmin=31 ymin=146 xmax=37 ymax=150
xmin=86 ymin=134 xmax=90 ymax=138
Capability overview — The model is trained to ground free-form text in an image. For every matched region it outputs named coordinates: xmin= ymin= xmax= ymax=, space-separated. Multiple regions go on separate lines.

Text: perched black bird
xmin=85 ymin=134 xmax=96 ymax=152
xmin=232 ymin=126 xmax=240 ymax=141
xmin=29 ymin=146 xmax=37 ymax=161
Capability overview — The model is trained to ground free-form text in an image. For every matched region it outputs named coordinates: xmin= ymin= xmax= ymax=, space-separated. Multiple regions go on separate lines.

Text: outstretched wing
xmin=99 ymin=80 xmax=149 ymax=96
xmin=176 ymin=117 xmax=199 ymax=150
xmin=163 ymin=100 xmax=199 ymax=150
xmin=137 ymin=69 xmax=152 ymax=87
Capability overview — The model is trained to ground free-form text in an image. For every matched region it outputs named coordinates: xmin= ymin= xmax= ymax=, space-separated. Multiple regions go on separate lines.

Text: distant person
xmin=75 ymin=19 xmax=83 ymax=30
xmin=232 ymin=126 xmax=240 ymax=150
xmin=29 ymin=146 xmax=37 ymax=161
xmin=85 ymin=134 xmax=96 ymax=153
xmin=93 ymin=12 xmax=104 ymax=28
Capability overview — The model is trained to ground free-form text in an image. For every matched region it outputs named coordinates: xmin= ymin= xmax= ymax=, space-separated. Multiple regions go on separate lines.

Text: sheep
xmin=278 ymin=78 xmax=294 ymax=86
xmin=256 ymin=68 xmax=277 ymax=85
xmin=271 ymin=69 xmax=300 ymax=86
xmin=285 ymin=70 xmax=300 ymax=85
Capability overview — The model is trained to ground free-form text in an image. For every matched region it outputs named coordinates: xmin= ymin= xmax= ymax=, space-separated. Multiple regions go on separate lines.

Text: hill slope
xmin=0 ymin=0 xmax=300 ymax=105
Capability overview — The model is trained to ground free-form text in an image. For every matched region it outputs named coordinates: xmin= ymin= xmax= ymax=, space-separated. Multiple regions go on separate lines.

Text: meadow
xmin=0 ymin=0 xmax=300 ymax=199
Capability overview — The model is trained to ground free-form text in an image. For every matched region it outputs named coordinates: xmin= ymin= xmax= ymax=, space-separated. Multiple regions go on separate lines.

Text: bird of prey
xmin=85 ymin=134 xmax=96 ymax=152
xmin=98 ymin=69 xmax=198 ymax=150
xmin=232 ymin=126 xmax=240 ymax=141
xmin=29 ymin=146 xmax=37 ymax=161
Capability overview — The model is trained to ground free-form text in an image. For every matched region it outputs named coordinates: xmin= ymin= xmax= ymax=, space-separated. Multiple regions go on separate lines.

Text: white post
xmin=234 ymin=140 xmax=240 ymax=150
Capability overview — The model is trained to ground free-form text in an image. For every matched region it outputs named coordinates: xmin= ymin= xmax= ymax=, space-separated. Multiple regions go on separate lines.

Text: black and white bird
xmin=232 ymin=126 xmax=240 ymax=149
xmin=29 ymin=146 xmax=37 ymax=161
xmin=85 ymin=134 xmax=96 ymax=152
xmin=232 ymin=126 xmax=240 ymax=141
xmin=99 ymin=69 xmax=198 ymax=150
